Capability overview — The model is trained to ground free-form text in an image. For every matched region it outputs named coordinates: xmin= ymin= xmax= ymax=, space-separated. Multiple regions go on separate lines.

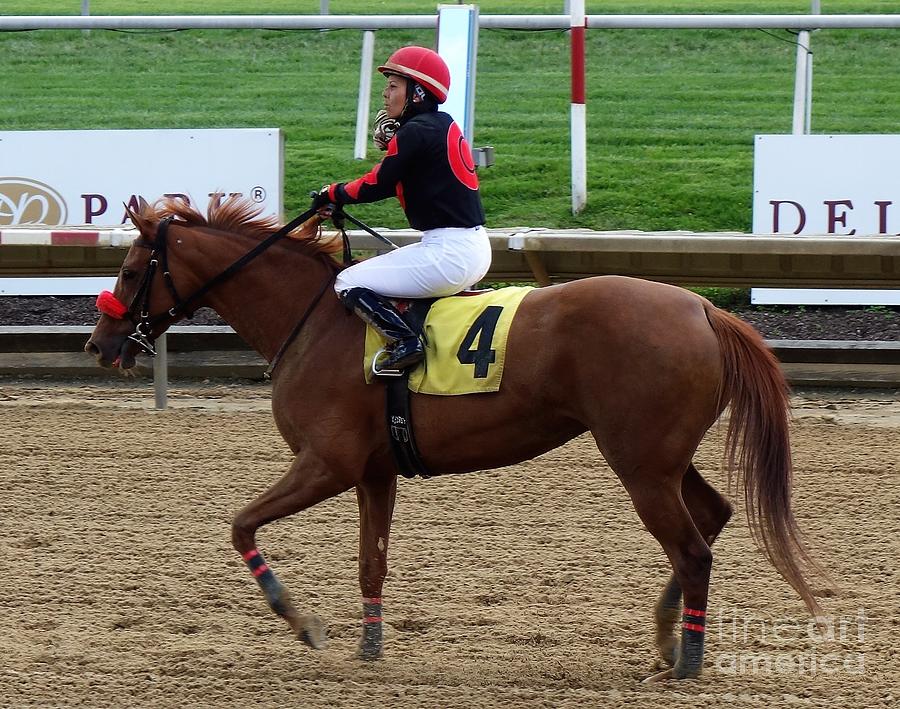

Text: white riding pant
xmin=334 ymin=226 xmax=491 ymax=299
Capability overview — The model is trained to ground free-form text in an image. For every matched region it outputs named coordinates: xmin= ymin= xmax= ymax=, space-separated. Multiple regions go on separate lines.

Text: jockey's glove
xmin=373 ymin=109 xmax=399 ymax=151
xmin=310 ymin=185 xmax=339 ymax=214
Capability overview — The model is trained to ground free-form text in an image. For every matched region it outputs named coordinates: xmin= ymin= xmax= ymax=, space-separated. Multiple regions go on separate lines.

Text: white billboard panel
xmin=0 ymin=128 xmax=283 ymax=227
xmin=438 ymin=4 xmax=479 ymax=145
xmin=752 ymin=134 xmax=899 ymax=305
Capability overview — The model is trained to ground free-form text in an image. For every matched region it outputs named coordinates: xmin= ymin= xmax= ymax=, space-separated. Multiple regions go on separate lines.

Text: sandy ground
xmin=0 ymin=377 xmax=897 ymax=709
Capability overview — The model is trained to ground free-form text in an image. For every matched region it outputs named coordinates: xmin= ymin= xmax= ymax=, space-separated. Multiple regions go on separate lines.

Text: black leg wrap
xmin=245 ymin=550 xmax=289 ymax=616
xmin=360 ymin=599 xmax=384 ymax=659
xmin=674 ymin=609 xmax=706 ymax=678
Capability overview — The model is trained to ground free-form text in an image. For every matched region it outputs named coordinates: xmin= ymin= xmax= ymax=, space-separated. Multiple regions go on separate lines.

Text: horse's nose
xmin=84 ymin=339 xmax=100 ymax=356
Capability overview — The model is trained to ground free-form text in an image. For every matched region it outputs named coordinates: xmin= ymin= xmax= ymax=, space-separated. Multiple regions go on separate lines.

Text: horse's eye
xmin=122 ymin=269 xmax=136 ymax=280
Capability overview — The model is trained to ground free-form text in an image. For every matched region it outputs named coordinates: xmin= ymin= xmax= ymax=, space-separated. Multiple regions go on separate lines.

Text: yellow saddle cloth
xmin=363 ymin=286 xmax=533 ymax=395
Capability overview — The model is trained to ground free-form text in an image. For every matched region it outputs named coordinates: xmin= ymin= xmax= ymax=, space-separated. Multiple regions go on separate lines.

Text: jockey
xmin=312 ymin=46 xmax=490 ymax=373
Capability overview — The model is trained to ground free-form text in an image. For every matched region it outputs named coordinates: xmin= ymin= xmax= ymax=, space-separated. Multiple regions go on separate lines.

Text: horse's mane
xmin=127 ymin=195 xmax=344 ymax=261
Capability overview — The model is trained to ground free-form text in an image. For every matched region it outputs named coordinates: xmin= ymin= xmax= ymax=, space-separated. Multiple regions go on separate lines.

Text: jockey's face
xmin=383 ymin=74 xmax=408 ymax=120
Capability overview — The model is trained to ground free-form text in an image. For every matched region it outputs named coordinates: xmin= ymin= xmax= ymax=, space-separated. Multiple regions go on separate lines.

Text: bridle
xmin=120 ymin=215 xmax=185 ymax=356
xmin=97 ymin=205 xmax=333 ymax=372
xmin=96 ymin=204 xmax=398 ymax=378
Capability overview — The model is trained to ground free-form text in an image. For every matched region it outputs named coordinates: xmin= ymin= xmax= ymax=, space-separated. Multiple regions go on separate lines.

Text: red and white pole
xmin=570 ymin=0 xmax=587 ymax=214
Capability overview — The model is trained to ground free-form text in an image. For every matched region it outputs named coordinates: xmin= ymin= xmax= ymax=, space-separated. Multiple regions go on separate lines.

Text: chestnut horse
xmin=85 ymin=197 xmax=825 ymax=682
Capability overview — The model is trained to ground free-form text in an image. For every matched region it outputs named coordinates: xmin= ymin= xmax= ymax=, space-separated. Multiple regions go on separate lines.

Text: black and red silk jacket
xmin=327 ymin=111 xmax=485 ymax=232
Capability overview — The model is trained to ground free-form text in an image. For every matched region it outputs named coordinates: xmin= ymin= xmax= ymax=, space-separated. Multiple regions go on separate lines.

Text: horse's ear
xmin=125 ymin=202 xmax=150 ymax=235
xmin=138 ymin=196 xmax=150 ymax=211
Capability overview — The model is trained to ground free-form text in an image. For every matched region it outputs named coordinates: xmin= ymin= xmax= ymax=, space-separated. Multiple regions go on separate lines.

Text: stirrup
xmin=371 ymin=348 xmax=405 ymax=378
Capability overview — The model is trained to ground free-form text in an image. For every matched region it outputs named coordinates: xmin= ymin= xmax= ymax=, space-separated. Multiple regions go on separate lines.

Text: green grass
xmin=689 ymin=287 xmax=750 ymax=308
xmin=1 ymin=1 xmax=897 ymax=230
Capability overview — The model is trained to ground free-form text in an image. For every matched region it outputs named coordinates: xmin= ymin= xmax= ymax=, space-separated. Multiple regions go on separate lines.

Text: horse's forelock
xmin=159 ymin=197 xmax=207 ymax=226
xmin=126 ymin=196 xmax=203 ymax=237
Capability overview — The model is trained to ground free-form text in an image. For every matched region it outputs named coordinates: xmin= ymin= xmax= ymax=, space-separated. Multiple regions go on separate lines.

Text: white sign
xmin=752 ymin=134 xmax=900 ymax=305
xmin=0 ymin=128 xmax=283 ymax=227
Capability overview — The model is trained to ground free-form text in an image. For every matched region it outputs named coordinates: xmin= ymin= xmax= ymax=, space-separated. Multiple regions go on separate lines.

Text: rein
xmin=264 ymin=271 xmax=335 ymax=380
xmin=98 ymin=205 xmax=324 ymax=359
xmin=263 ymin=208 xmax=382 ymax=379
xmin=98 ymin=204 xmax=389 ymax=379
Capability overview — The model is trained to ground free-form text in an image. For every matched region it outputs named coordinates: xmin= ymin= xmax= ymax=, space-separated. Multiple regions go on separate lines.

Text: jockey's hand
xmin=310 ymin=185 xmax=336 ymax=216
xmin=373 ymin=109 xmax=399 ymax=151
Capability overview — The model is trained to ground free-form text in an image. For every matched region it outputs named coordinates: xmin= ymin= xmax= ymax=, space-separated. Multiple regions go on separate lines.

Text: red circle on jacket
xmin=447 ymin=122 xmax=479 ymax=191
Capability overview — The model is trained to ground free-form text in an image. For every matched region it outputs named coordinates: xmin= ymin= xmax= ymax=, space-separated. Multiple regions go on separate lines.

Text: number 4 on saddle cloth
xmin=363 ymin=286 xmax=533 ymax=394
xmin=362 ymin=286 xmax=533 ymax=479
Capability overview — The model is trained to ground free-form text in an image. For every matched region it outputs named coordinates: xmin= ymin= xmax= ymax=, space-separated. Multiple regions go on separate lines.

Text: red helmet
xmin=378 ymin=46 xmax=450 ymax=104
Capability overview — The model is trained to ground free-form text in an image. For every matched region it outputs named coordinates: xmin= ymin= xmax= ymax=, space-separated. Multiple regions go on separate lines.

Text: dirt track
xmin=0 ymin=378 xmax=897 ymax=709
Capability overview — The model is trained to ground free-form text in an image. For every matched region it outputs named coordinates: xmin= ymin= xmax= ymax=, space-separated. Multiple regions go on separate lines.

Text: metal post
xmin=320 ymin=1 xmax=329 ymax=14
xmin=792 ymin=1 xmax=820 ymax=135
xmin=791 ymin=31 xmax=811 ymax=134
xmin=153 ymin=333 xmax=168 ymax=410
xmin=81 ymin=0 xmax=90 ymax=36
xmin=807 ymin=0 xmax=820 ymax=133
xmin=570 ymin=0 xmax=587 ymax=214
xmin=354 ymin=31 xmax=376 ymax=160
xmin=805 ymin=41 xmax=813 ymax=133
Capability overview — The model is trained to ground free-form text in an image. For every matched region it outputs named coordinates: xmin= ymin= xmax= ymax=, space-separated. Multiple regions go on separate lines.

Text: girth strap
xmin=382 ymin=298 xmax=435 ymax=479
xmin=386 ymin=372 xmax=430 ymax=479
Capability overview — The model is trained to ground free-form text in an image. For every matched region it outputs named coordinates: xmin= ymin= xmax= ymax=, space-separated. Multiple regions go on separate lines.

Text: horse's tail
xmin=704 ymin=303 xmax=829 ymax=617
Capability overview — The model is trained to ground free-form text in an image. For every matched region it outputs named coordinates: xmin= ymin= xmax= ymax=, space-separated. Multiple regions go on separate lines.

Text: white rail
xmin=1 ymin=15 xmax=899 ymax=31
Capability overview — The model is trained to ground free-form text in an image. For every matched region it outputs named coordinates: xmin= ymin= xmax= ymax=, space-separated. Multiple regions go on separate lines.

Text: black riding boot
xmin=340 ymin=288 xmax=425 ymax=372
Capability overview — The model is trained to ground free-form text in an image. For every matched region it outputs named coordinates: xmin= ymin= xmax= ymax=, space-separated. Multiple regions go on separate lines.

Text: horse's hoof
xmin=297 ymin=615 xmax=327 ymax=649
xmin=642 ymin=667 xmax=677 ymax=683
xmin=642 ymin=665 xmax=700 ymax=683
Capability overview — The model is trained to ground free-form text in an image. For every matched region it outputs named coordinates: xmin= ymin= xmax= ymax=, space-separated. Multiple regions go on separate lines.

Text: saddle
xmin=372 ymin=287 xmax=533 ymax=480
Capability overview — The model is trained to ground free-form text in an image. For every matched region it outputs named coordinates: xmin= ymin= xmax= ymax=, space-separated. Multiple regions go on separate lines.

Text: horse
xmin=84 ymin=195 xmax=827 ymax=682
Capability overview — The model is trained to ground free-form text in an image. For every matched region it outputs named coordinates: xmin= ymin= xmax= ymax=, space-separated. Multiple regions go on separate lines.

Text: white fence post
xmin=153 ymin=333 xmax=168 ymax=410
xmin=354 ymin=31 xmax=376 ymax=160
xmin=570 ymin=0 xmax=587 ymax=214
xmin=791 ymin=31 xmax=811 ymax=135
xmin=792 ymin=1 xmax=820 ymax=135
